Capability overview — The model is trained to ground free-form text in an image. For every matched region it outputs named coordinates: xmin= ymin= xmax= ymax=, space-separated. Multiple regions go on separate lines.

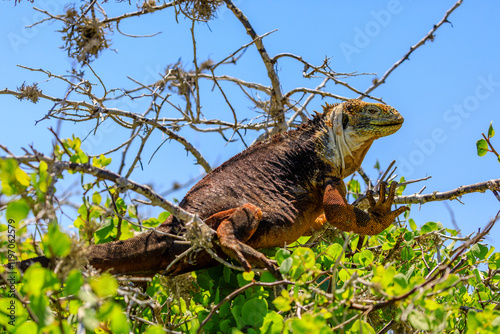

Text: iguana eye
xmin=367 ymin=106 xmax=379 ymax=114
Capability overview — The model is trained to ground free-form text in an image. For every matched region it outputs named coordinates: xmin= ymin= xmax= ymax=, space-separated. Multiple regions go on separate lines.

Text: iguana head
xmin=322 ymin=99 xmax=404 ymax=177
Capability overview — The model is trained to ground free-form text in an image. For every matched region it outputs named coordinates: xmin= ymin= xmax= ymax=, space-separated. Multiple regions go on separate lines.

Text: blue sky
xmin=1 ymin=1 xmax=499 ymax=246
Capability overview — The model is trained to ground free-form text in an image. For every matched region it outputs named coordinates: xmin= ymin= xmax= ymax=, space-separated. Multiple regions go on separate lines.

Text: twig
xmin=223 ymin=0 xmax=286 ymax=129
xmin=482 ymin=133 xmax=500 ymax=158
xmin=393 ymin=179 xmax=500 ymax=205
xmin=213 ymin=29 xmax=278 ymax=69
xmin=360 ymin=0 xmax=464 ymax=97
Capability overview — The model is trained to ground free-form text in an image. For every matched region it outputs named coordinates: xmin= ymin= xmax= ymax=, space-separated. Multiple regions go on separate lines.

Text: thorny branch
xmin=360 ymin=0 xmax=464 ymax=97
xmin=393 ymin=179 xmax=500 ymax=205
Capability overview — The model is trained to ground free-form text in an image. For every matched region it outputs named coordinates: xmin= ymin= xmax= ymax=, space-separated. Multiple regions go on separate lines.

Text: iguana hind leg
xmin=212 ymin=203 xmax=281 ymax=278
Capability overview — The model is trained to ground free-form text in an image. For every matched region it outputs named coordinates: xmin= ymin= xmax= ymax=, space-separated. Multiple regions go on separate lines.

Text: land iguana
xmin=14 ymin=99 xmax=408 ymax=278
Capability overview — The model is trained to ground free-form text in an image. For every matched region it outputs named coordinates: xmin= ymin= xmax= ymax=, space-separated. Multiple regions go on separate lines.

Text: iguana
xmin=13 ymin=99 xmax=408 ymax=278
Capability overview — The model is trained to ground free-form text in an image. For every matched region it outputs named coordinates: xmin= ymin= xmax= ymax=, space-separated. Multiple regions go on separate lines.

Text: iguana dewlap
xmin=16 ymin=99 xmax=408 ymax=278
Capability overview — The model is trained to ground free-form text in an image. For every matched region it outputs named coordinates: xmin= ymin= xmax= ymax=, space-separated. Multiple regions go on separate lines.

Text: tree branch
xmin=360 ymin=0 xmax=464 ymax=97
xmin=393 ymin=179 xmax=500 ymax=205
xmin=223 ymin=0 xmax=286 ymax=129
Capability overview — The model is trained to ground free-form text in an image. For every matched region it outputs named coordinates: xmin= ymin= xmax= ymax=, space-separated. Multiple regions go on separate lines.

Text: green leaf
xmin=144 ymin=325 xmax=167 ymax=334
xmin=393 ymin=272 xmax=408 ymax=289
xmin=359 ymin=249 xmax=374 ymax=266
xmin=230 ymin=305 xmax=244 ymax=329
xmin=272 ymin=296 xmax=291 ymax=312
xmin=275 ymin=248 xmax=291 ymax=265
xmin=92 ymin=192 xmax=102 ymax=204
xmin=489 ymin=121 xmax=495 ymax=138
xmin=420 ymin=221 xmax=441 ymax=234
xmin=292 ymin=247 xmax=315 ymax=269
xmin=29 ymin=294 xmax=52 ymax=328
xmin=242 ymin=271 xmax=255 ymax=281
xmin=6 ymin=198 xmax=30 ymax=222
xmin=401 ymin=246 xmax=415 ymax=261
xmin=260 ymin=311 xmax=284 ymax=334
xmin=409 ymin=218 xmax=417 ymax=231
xmin=77 ymin=150 xmax=89 ymax=164
xmin=348 ymin=320 xmax=376 ymax=334
xmin=476 ymin=139 xmax=489 ymax=156
xmin=142 ymin=217 xmax=160 ymax=228
xmin=347 ymin=179 xmax=360 ymax=198
xmin=13 ymin=321 xmax=38 ymax=334
xmin=94 ymin=218 xmax=117 ymax=244
xmin=90 ymin=274 xmax=118 ymax=297
xmin=273 ymin=290 xmax=292 ymax=312
xmin=65 ymin=270 xmax=84 ymax=295
xmin=279 ymin=257 xmax=293 ymax=274
xmin=158 ymin=211 xmax=171 ymax=222
xmin=22 ymin=266 xmax=60 ymax=296
xmin=242 ymin=298 xmax=267 ymax=328
xmin=115 ymin=198 xmax=126 ymax=214
xmin=338 ymin=269 xmax=351 ymax=282
xmin=397 ymin=176 xmax=406 ymax=195
xmin=99 ymin=154 xmax=112 ymax=167
xmin=260 ymin=271 xmax=276 ymax=283
xmin=325 ymin=243 xmax=344 ymax=262
xmin=101 ymin=302 xmax=129 ymax=334
xmin=471 ymin=243 xmax=489 ymax=260
xmin=489 ymin=252 xmax=500 ymax=270
xmin=14 ymin=167 xmax=30 ymax=187
xmin=196 ymin=272 xmax=213 ymax=291
xmin=408 ymin=310 xmax=432 ymax=330
xmin=223 ymin=265 xmax=232 ymax=283
xmin=42 ymin=222 xmax=72 ymax=258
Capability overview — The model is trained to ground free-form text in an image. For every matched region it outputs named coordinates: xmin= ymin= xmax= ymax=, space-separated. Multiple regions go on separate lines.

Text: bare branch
xmin=393 ymin=179 xmax=500 ymax=205
xmin=223 ymin=0 xmax=286 ymax=129
xmin=360 ymin=0 xmax=464 ymax=97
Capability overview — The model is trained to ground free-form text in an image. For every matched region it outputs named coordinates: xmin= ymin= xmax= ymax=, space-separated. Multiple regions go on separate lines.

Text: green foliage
xmin=42 ymin=222 xmax=72 ymax=258
xmin=3 ymin=221 xmax=487 ymax=333
xmin=477 ymin=139 xmax=489 ymax=156
xmin=477 ymin=121 xmax=500 ymax=162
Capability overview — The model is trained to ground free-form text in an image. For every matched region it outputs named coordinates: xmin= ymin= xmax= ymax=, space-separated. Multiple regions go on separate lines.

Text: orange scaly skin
xmin=14 ymin=99 xmax=408 ymax=278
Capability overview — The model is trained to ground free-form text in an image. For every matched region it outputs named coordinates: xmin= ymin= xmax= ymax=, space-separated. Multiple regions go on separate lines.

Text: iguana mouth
xmin=374 ymin=119 xmax=404 ymax=127
xmin=380 ymin=121 xmax=403 ymax=126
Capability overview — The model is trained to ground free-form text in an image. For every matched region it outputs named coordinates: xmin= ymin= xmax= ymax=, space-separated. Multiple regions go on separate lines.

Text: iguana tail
xmin=84 ymin=225 xmax=177 ymax=275
xmin=10 ymin=219 xmax=194 ymax=276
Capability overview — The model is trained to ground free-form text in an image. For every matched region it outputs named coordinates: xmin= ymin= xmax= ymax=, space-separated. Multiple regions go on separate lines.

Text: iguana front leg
xmin=322 ymin=178 xmax=408 ymax=235
xmin=209 ymin=203 xmax=281 ymax=278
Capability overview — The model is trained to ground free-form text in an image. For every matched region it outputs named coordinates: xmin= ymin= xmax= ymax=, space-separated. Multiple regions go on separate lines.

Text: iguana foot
xmin=364 ymin=181 xmax=409 ymax=234
xmin=215 ymin=203 xmax=281 ymax=279
xmin=323 ymin=178 xmax=409 ymax=236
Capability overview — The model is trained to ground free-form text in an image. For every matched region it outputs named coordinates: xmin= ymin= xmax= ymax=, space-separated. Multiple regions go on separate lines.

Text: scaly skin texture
xmin=15 ymin=99 xmax=408 ymax=278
